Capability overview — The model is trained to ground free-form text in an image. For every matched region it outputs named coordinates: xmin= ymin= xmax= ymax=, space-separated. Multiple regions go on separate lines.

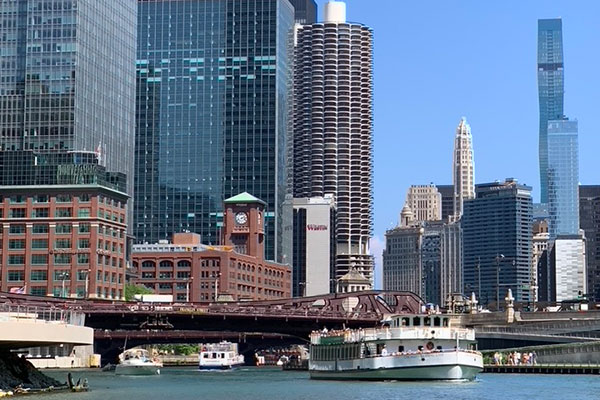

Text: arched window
xmin=177 ymin=260 xmax=191 ymax=268
xmin=159 ymin=260 xmax=173 ymax=269
xmin=141 ymin=261 xmax=155 ymax=269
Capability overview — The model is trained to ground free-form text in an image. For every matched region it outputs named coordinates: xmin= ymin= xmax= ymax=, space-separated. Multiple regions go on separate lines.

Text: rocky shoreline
xmin=0 ymin=353 xmax=64 ymax=393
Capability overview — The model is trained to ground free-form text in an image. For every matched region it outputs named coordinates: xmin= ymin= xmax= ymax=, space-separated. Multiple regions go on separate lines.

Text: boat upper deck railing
xmin=201 ymin=342 xmax=238 ymax=352
xmin=310 ymin=326 xmax=475 ymax=345
xmin=0 ymin=304 xmax=85 ymax=326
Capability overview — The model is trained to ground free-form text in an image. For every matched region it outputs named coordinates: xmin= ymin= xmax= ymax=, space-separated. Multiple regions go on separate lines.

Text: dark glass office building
xmin=135 ymin=0 xmax=294 ymax=263
xmin=580 ymin=185 xmax=600 ymax=301
xmin=462 ymin=179 xmax=533 ymax=306
xmin=538 ymin=18 xmax=564 ymax=204
xmin=0 ymin=0 xmax=137 ymax=227
xmin=289 ymin=0 xmax=317 ymax=24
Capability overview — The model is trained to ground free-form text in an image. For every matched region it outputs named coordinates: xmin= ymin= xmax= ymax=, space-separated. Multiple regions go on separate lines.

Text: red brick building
xmin=131 ymin=193 xmax=291 ymax=302
xmin=0 ymin=152 xmax=129 ymax=299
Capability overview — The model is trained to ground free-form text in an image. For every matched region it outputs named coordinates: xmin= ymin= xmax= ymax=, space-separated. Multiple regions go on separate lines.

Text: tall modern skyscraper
xmin=538 ymin=18 xmax=564 ymax=204
xmin=135 ymin=0 xmax=295 ymax=263
xmin=547 ymin=119 xmax=579 ymax=239
xmin=292 ymin=1 xmax=374 ymax=283
xmin=462 ymin=179 xmax=533 ymax=306
xmin=0 ymin=0 xmax=137 ymax=226
xmin=452 ymin=118 xmax=475 ymax=220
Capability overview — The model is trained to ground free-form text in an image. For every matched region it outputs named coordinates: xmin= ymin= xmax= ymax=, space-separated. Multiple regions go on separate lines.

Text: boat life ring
xmin=426 ymin=341 xmax=435 ymax=351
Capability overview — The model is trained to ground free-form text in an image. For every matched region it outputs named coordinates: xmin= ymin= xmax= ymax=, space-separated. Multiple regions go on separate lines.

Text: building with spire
xmin=538 ymin=18 xmax=564 ymax=204
xmin=292 ymin=1 xmax=374 ymax=285
xmin=452 ymin=118 xmax=475 ymax=221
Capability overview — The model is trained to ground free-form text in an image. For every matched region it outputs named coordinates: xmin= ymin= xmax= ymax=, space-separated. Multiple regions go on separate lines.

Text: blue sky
xmin=314 ymin=0 xmax=600 ymax=287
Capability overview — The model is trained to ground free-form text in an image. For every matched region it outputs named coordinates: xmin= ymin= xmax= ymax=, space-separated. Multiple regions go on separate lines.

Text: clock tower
xmin=223 ymin=192 xmax=266 ymax=258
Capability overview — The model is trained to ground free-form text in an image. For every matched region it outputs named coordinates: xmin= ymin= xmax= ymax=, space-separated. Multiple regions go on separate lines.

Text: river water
xmin=42 ymin=367 xmax=599 ymax=400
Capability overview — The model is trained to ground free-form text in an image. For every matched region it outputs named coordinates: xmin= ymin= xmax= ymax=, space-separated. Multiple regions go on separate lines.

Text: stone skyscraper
xmin=0 ymin=0 xmax=137 ymax=227
xmin=134 ymin=0 xmax=295 ymax=263
xmin=538 ymin=18 xmax=564 ymax=204
xmin=452 ymin=118 xmax=475 ymax=220
xmin=292 ymin=1 xmax=374 ymax=283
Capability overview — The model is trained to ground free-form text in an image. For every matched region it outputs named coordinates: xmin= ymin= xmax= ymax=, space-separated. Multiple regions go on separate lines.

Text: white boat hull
xmin=115 ymin=364 xmax=160 ymax=376
xmin=310 ymin=351 xmax=482 ymax=381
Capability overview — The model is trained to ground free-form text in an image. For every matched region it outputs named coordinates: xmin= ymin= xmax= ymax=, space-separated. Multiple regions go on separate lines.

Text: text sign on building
xmin=307 ymin=224 xmax=328 ymax=232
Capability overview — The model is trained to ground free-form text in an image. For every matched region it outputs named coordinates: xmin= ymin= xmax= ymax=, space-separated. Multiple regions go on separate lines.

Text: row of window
xmin=7 ymin=253 xmax=90 ymax=265
xmin=5 ymin=223 xmax=124 ymax=236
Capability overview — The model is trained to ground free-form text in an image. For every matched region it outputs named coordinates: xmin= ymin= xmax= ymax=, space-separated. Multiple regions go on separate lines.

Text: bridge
xmin=5 ymin=291 xmax=600 ymax=364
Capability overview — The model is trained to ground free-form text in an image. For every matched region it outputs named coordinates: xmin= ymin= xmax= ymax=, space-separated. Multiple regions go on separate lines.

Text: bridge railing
xmin=0 ymin=303 xmax=85 ymax=326
xmin=476 ymin=326 xmax=600 ymax=340
xmin=83 ymin=302 xmax=384 ymax=321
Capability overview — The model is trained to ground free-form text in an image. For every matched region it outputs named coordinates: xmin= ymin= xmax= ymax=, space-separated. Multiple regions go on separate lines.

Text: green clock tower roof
xmin=224 ymin=192 xmax=267 ymax=206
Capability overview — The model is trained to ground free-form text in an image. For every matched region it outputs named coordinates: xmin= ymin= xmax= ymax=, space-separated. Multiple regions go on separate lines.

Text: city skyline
xmin=319 ymin=1 xmax=600 ymax=287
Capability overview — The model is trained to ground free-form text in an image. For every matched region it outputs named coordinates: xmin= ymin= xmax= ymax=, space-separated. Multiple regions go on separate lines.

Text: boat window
xmin=443 ymin=318 xmax=449 ymax=327
xmin=418 ymin=345 xmax=423 ymax=352
xmin=398 ymin=345 xmax=404 ymax=353
xmin=424 ymin=317 xmax=431 ymax=326
xmin=402 ymin=317 xmax=410 ymax=326
xmin=203 ymin=354 xmax=208 ymax=358
xmin=437 ymin=346 xmax=442 ymax=351
xmin=413 ymin=317 xmax=421 ymax=326
xmin=434 ymin=317 xmax=441 ymax=327
xmin=212 ymin=353 xmax=217 ymax=359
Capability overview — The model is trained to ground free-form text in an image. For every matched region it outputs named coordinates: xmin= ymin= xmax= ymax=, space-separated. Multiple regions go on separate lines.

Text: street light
xmin=476 ymin=257 xmax=481 ymax=301
xmin=186 ymin=276 xmax=194 ymax=303
xmin=495 ymin=254 xmax=504 ymax=310
xmin=214 ymin=272 xmax=221 ymax=302
xmin=58 ymin=272 xmax=70 ymax=298
xmin=298 ymin=281 xmax=306 ymax=297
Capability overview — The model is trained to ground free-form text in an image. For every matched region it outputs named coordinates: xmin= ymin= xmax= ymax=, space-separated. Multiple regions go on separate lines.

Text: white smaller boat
xmin=115 ymin=348 xmax=162 ymax=375
xmin=199 ymin=342 xmax=245 ymax=370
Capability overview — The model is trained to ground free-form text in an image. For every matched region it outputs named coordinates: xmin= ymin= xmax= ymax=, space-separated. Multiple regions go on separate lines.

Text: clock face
xmin=235 ymin=212 xmax=248 ymax=225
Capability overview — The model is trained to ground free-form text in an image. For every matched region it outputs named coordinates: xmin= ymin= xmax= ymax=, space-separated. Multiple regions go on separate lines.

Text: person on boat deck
xmin=381 ymin=345 xmax=388 ymax=356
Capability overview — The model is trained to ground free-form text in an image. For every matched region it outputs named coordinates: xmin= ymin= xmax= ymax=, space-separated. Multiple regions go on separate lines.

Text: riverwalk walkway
xmin=484 ymin=364 xmax=600 ymax=374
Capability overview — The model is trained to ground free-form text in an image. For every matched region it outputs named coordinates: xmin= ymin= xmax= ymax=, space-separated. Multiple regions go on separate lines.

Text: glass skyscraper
xmin=135 ymin=0 xmax=294 ymax=263
xmin=0 ymin=0 xmax=137 ymax=225
xmin=538 ymin=18 xmax=564 ymax=204
xmin=462 ymin=179 xmax=533 ymax=306
xmin=547 ymin=119 xmax=579 ymax=239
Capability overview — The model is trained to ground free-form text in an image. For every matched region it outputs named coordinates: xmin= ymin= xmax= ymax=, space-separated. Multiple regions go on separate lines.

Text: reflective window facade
xmin=0 ymin=0 xmax=137 ymax=228
xmin=462 ymin=180 xmax=533 ymax=305
xmin=538 ymin=18 xmax=564 ymax=203
xmin=547 ymin=119 xmax=579 ymax=239
xmin=135 ymin=0 xmax=294 ymax=263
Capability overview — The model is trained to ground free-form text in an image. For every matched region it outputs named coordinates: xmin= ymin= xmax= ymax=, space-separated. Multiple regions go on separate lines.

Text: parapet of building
xmin=0 ymin=150 xmax=128 ymax=300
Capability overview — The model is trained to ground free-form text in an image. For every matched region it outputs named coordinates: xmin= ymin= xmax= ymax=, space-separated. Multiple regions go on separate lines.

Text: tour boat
xmin=199 ymin=342 xmax=245 ymax=370
xmin=309 ymin=314 xmax=483 ymax=380
xmin=115 ymin=348 xmax=162 ymax=375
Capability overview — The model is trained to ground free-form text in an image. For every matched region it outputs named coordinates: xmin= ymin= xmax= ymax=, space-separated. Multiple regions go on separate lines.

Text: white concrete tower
xmin=292 ymin=1 xmax=374 ymax=285
xmin=452 ymin=117 xmax=475 ymax=220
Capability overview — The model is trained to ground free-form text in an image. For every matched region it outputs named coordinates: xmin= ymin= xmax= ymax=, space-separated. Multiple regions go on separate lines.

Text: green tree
xmin=124 ymin=284 xmax=154 ymax=301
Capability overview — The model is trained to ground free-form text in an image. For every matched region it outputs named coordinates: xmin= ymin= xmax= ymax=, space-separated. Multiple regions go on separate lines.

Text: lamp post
xmin=59 ymin=272 xmax=69 ymax=298
xmin=83 ymin=269 xmax=91 ymax=299
xmin=186 ymin=276 xmax=194 ymax=303
xmin=476 ymin=257 xmax=481 ymax=301
xmin=298 ymin=281 xmax=306 ymax=297
xmin=495 ymin=254 xmax=504 ymax=310
xmin=214 ymin=272 xmax=221 ymax=302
